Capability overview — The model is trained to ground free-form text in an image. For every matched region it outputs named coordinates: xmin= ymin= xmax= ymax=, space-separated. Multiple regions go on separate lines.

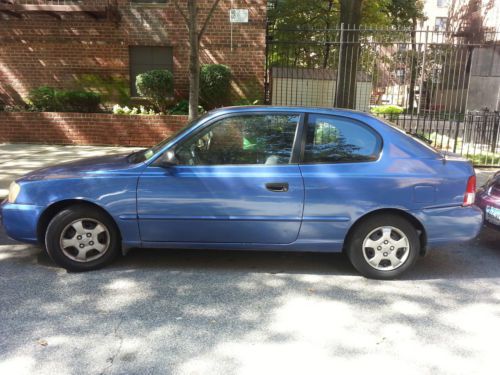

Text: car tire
xmin=346 ymin=214 xmax=420 ymax=280
xmin=45 ymin=205 xmax=121 ymax=272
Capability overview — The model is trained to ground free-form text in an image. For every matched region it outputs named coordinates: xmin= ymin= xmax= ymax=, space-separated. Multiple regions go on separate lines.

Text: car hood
xmin=19 ymin=152 xmax=141 ymax=181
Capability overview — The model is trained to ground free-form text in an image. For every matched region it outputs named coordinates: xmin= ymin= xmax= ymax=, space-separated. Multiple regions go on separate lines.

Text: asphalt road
xmin=0 ymin=225 xmax=499 ymax=375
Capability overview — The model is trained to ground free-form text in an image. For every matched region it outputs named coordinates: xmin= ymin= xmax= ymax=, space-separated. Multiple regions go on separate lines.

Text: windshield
xmin=127 ymin=114 xmax=207 ymax=164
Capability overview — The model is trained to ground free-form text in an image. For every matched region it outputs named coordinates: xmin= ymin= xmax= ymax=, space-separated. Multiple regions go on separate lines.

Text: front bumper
xmin=0 ymin=200 xmax=44 ymax=244
xmin=413 ymin=205 xmax=484 ymax=246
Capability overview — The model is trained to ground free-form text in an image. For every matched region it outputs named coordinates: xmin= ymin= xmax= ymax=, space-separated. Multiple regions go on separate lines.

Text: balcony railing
xmin=0 ymin=0 xmax=120 ymax=21
xmin=1 ymin=1 xmax=102 ymax=5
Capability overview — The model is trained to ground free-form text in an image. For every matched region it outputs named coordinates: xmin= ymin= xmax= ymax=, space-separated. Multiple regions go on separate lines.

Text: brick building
xmin=0 ymin=0 xmax=267 ymax=107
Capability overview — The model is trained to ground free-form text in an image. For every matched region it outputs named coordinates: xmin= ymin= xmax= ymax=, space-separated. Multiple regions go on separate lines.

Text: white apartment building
xmin=421 ymin=0 xmax=450 ymax=31
xmin=421 ymin=0 xmax=500 ymax=32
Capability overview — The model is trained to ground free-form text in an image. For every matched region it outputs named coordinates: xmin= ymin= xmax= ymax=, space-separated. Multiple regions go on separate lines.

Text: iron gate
xmin=265 ymin=25 xmax=500 ymax=166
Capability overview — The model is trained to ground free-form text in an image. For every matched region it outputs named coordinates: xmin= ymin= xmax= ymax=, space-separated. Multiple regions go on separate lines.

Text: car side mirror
xmin=156 ymin=150 xmax=178 ymax=168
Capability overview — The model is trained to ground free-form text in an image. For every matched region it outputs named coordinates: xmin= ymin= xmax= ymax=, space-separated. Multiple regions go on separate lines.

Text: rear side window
xmin=303 ymin=114 xmax=381 ymax=163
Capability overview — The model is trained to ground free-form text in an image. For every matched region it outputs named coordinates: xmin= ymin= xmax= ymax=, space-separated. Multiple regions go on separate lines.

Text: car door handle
xmin=265 ymin=182 xmax=289 ymax=192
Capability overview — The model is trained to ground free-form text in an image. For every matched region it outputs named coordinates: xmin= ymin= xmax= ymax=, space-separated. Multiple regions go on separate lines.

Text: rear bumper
xmin=0 ymin=200 xmax=44 ymax=243
xmin=413 ymin=205 xmax=483 ymax=246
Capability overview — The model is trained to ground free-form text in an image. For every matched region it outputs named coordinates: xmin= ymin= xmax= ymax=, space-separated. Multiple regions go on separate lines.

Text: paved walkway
xmin=0 ymin=143 xmax=498 ymax=198
xmin=0 ymin=144 xmax=141 ymax=198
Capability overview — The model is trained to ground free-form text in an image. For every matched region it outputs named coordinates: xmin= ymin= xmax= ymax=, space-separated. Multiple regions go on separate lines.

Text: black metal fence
xmin=379 ymin=110 xmax=500 ymax=166
xmin=265 ymin=25 xmax=500 ymax=166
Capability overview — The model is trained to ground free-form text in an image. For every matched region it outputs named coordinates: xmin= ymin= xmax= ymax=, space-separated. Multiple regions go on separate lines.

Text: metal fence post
xmin=335 ymin=23 xmax=344 ymax=108
xmin=492 ymin=111 xmax=500 ymax=153
xmin=264 ymin=19 xmax=270 ymax=104
xmin=417 ymin=26 xmax=429 ymax=116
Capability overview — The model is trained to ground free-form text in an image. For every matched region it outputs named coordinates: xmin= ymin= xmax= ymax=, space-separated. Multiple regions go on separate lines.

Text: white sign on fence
xmin=230 ymin=9 xmax=249 ymax=23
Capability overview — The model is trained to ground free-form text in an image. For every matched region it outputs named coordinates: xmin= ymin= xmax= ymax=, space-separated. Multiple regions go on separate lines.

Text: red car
xmin=476 ymin=171 xmax=500 ymax=230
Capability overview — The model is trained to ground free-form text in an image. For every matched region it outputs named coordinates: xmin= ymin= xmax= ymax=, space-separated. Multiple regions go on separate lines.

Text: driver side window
xmin=175 ymin=114 xmax=299 ymax=166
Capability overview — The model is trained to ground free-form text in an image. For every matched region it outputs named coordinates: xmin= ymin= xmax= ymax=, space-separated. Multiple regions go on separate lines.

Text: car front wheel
xmin=347 ymin=214 xmax=420 ymax=279
xmin=45 ymin=205 xmax=121 ymax=271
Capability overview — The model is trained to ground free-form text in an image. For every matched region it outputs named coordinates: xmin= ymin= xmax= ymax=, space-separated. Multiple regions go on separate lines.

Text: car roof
xmin=210 ymin=105 xmax=370 ymax=118
xmin=206 ymin=105 xmax=385 ymax=132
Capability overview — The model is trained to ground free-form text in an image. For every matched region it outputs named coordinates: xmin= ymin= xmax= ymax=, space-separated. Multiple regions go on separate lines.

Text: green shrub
xmin=371 ymin=105 xmax=404 ymax=115
xmin=168 ymin=99 xmax=189 ymax=115
xmin=200 ymin=64 xmax=232 ymax=109
xmin=371 ymin=105 xmax=404 ymax=121
xmin=27 ymin=86 xmax=60 ymax=111
xmin=58 ymin=90 xmax=101 ymax=113
xmin=27 ymin=86 xmax=101 ymax=112
xmin=168 ymin=99 xmax=205 ymax=115
xmin=233 ymin=98 xmax=260 ymax=106
xmin=136 ymin=70 xmax=173 ymax=113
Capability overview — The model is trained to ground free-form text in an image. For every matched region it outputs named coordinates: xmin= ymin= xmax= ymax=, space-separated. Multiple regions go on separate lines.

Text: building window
xmin=435 ymin=17 xmax=448 ymax=31
xmin=436 ymin=0 xmax=448 ymax=8
xmin=129 ymin=46 xmax=173 ymax=97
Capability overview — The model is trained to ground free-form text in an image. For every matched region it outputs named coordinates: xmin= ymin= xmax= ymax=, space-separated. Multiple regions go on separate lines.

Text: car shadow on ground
xmin=23 ymin=226 xmax=500 ymax=281
xmin=1 ymin=226 xmax=500 ymax=374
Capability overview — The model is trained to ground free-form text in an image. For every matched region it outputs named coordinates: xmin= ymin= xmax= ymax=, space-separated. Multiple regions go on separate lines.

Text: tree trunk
xmin=321 ymin=0 xmax=335 ymax=69
xmin=407 ymin=17 xmax=417 ymax=112
xmin=335 ymin=0 xmax=362 ymax=109
xmin=187 ymin=0 xmax=199 ymax=121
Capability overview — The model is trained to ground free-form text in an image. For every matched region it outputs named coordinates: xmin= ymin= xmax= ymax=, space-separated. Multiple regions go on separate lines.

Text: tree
xmin=334 ymin=0 xmax=363 ymax=109
xmin=267 ymin=0 xmax=421 ymax=109
xmin=173 ymin=0 xmax=222 ymax=120
xmin=449 ymin=0 xmax=495 ymax=43
xmin=385 ymin=0 xmax=425 ymax=111
xmin=267 ymin=0 xmax=391 ymax=70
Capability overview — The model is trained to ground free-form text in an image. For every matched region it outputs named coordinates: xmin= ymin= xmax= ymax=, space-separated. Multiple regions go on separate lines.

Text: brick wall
xmin=0 ymin=0 xmax=267 ymax=106
xmin=0 ymin=112 xmax=188 ymax=146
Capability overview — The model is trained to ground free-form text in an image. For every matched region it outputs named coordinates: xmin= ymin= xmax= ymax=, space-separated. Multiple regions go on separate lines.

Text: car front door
xmin=137 ymin=112 xmax=305 ymax=244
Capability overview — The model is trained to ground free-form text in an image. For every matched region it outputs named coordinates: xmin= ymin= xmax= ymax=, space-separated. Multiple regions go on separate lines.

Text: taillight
xmin=463 ymin=175 xmax=476 ymax=206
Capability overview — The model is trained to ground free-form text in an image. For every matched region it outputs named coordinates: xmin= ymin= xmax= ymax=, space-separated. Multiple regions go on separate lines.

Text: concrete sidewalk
xmin=0 ymin=143 xmax=141 ymax=198
xmin=0 ymin=143 xmax=498 ymax=199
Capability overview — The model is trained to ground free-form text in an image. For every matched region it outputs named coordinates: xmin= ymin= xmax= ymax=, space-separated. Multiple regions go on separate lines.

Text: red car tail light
xmin=463 ymin=175 xmax=476 ymax=206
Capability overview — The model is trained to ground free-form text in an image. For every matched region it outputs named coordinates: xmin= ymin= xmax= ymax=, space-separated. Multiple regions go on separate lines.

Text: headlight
xmin=8 ymin=182 xmax=20 ymax=203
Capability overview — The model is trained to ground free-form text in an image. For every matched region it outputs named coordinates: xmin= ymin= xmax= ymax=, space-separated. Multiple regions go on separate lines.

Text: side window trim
xmin=299 ymin=112 xmax=383 ymax=165
xmin=170 ymin=111 xmax=303 ymax=167
xmin=290 ymin=112 xmax=306 ymax=164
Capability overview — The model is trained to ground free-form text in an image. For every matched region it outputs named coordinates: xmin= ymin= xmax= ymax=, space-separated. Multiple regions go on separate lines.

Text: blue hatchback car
xmin=1 ymin=106 xmax=483 ymax=279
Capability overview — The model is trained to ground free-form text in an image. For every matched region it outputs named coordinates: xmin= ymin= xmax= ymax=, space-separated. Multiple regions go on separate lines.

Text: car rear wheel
xmin=45 ymin=205 xmax=121 ymax=271
xmin=346 ymin=214 xmax=420 ymax=279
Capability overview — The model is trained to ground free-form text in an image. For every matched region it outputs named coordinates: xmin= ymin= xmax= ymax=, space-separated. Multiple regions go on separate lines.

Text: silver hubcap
xmin=59 ymin=218 xmax=110 ymax=263
xmin=362 ymin=226 xmax=410 ymax=271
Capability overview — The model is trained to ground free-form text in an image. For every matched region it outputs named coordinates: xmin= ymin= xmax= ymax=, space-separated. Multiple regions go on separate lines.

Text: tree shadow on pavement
xmin=0 ymin=226 xmax=499 ymax=375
